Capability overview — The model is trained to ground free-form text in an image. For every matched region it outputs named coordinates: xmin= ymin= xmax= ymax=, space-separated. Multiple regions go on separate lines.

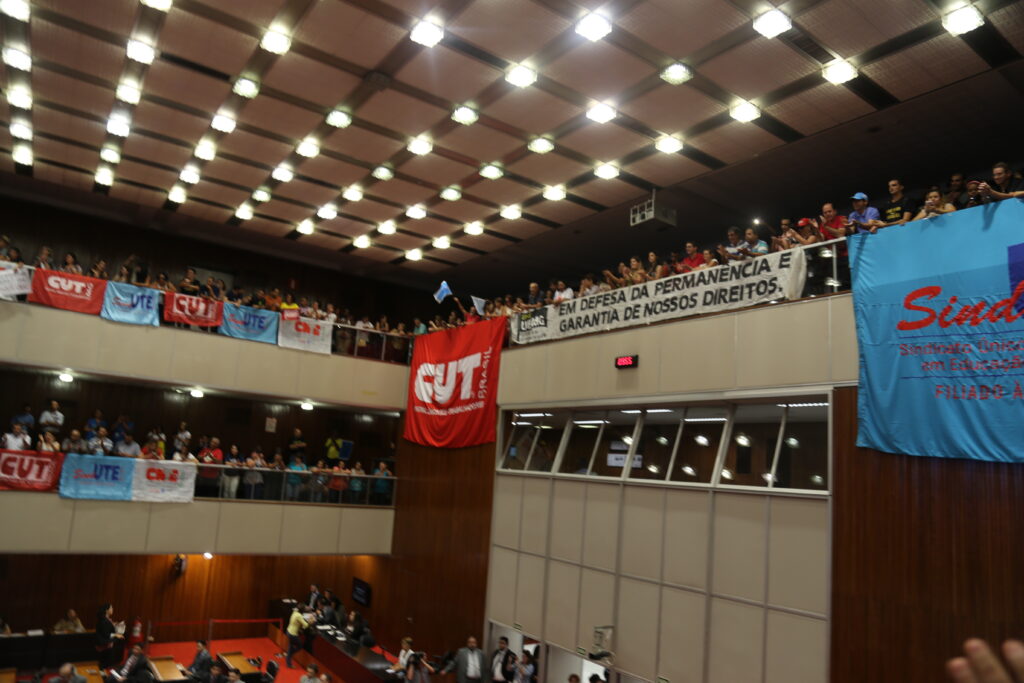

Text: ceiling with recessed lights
xmin=1 ymin=0 xmax=1022 ymax=293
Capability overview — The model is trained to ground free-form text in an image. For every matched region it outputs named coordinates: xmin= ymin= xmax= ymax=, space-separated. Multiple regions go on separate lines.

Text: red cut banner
xmin=164 ymin=292 xmax=224 ymax=327
xmin=0 ymin=450 xmax=64 ymax=492
xmin=28 ymin=269 xmax=107 ymax=314
xmin=403 ymin=317 xmax=506 ymax=448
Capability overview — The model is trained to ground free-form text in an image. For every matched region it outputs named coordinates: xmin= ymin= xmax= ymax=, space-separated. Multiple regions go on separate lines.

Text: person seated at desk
xmin=224 ymin=670 xmax=240 ymax=683
xmin=321 ymin=589 xmax=341 ymax=613
xmin=298 ymin=663 xmax=318 ymax=683
xmin=105 ymin=643 xmax=148 ymax=683
xmin=53 ymin=608 xmax=86 ymax=633
xmin=0 ymin=616 xmax=10 ymax=635
xmin=315 ymin=598 xmax=338 ymax=628
xmin=49 ymin=663 xmax=87 ymax=683
xmin=388 ymin=637 xmax=414 ymax=676
xmin=205 ymin=661 xmax=226 ymax=683
xmin=185 ymin=640 xmax=212 ymax=680
xmin=342 ymin=611 xmax=365 ymax=642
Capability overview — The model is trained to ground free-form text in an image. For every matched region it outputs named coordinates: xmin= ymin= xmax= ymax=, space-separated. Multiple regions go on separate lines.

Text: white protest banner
xmin=131 ymin=460 xmax=196 ymax=503
xmin=511 ymin=249 xmax=806 ymax=344
xmin=278 ymin=316 xmax=332 ymax=354
xmin=0 ymin=266 xmax=33 ymax=300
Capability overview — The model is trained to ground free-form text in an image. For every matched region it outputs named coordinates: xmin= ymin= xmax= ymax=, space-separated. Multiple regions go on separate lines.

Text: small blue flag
xmin=471 ymin=295 xmax=487 ymax=316
xmin=433 ymin=280 xmax=453 ymax=304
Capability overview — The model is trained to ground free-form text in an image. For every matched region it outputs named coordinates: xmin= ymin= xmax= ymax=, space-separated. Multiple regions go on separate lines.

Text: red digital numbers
xmin=614 ymin=355 xmax=638 ymax=368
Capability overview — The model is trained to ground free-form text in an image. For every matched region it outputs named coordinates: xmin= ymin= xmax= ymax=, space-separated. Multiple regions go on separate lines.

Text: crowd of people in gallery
xmin=1 ymin=404 xmax=394 ymax=505
xmin=2 ymin=161 xmax=1021 ymax=331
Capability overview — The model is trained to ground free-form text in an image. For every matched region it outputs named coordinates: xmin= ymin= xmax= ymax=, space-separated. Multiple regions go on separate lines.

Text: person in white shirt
xmin=2 ymin=423 xmax=32 ymax=450
xmin=173 ymin=421 xmax=191 ymax=454
xmin=39 ymin=400 xmax=65 ymax=435
xmin=490 ymin=637 xmax=516 ymax=683
xmin=578 ymin=274 xmax=600 ymax=297
xmin=443 ymin=636 xmax=485 ymax=683
xmin=88 ymin=427 xmax=114 ymax=455
xmin=390 ymin=637 xmax=414 ymax=676
xmin=552 ymin=281 xmax=574 ymax=303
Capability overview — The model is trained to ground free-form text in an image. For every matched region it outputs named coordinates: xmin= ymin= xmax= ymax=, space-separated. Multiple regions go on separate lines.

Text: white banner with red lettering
xmin=0 ymin=265 xmax=33 ymax=300
xmin=28 ymin=269 xmax=108 ymax=314
xmin=277 ymin=316 xmax=332 ymax=354
xmin=131 ymin=459 xmax=196 ymax=502
xmin=164 ymin=292 xmax=224 ymax=327
xmin=0 ymin=450 xmax=63 ymax=491
xmin=403 ymin=317 xmax=506 ymax=448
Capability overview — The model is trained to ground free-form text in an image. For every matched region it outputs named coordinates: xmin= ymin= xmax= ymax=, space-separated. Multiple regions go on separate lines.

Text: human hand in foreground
xmin=948 ymin=638 xmax=1024 ymax=682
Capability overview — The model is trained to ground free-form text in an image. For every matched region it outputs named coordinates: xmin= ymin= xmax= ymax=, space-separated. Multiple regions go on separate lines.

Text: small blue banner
xmin=59 ymin=453 xmax=135 ymax=500
xmin=849 ymin=199 xmax=1024 ymax=462
xmin=218 ymin=302 xmax=279 ymax=344
xmin=100 ymin=281 xmax=160 ymax=326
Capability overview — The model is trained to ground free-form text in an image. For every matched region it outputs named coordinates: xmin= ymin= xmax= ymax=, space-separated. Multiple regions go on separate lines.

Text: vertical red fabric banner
xmin=403 ymin=317 xmax=506 ymax=448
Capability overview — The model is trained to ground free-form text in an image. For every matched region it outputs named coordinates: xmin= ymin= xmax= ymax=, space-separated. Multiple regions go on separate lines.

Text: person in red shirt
xmin=814 ymin=203 xmax=847 ymax=241
xmin=677 ymin=241 xmax=706 ymax=273
xmin=197 ymin=436 xmax=223 ymax=498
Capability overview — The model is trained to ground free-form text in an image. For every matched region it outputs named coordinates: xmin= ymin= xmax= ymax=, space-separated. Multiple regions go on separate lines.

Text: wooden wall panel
xmin=831 ymin=386 xmax=1024 ymax=683
xmin=0 ymin=367 xmax=400 ymax=471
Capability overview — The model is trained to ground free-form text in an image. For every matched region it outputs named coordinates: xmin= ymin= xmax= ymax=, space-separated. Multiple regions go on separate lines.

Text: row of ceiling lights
xmin=3 ymin=0 xmax=989 ymax=258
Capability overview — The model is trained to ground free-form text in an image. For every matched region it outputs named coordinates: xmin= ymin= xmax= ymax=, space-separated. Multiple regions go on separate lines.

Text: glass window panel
xmin=719 ymin=404 xmax=785 ymax=488
xmin=558 ymin=410 xmax=605 ymax=474
xmin=527 ymin=411 xmax=570 ymax=472
xmin=628 ymin=409 xmax=682 ymax=480
xmin=670 ymin=407 xmax=727 ymax=483
xmin=775 ymin=403 xmax=828 ymax=490
xmin=502 ymin=414 xmax=540 ymax=470
xmin=590 ymin=411 xmax=638 ymax=478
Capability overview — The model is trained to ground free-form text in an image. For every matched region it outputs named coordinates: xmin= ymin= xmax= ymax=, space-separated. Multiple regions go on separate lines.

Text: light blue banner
xmin=100 ymin=281 xmax=160 ymax=326
xmin=219 ymin=302 xmax=279 ymax=344
xmin=849 ymin=199 xmax=1024 ymax=462
xmin=59 ymin=453 xmax=135 ymax=500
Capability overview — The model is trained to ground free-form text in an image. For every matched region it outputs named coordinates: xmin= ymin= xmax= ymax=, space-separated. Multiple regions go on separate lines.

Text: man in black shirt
xmin=980 ymin=162 xmax=1024 ymax=202
xmin=881 ymin=179 xmax=916 ymax=227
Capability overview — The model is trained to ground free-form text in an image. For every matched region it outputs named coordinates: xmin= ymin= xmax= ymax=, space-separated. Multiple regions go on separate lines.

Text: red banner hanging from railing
xmin=164 ymin=292 xmax=224 ymax=327
xmin=0 ymin=450 xmax=64 ymax=492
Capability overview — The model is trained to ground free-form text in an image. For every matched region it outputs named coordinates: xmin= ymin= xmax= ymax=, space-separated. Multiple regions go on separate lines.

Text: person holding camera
xmin=406 ymin=650 xmax=435 ymax=682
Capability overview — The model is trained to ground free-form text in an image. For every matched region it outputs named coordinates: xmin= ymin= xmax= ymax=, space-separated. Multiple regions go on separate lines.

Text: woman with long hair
xmin=94 ymin=603 xmax=124 ymax=668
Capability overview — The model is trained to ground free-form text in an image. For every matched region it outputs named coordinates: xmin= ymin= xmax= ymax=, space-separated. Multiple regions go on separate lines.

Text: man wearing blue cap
xmin=846 ymin=192 xmax=883 ymax=234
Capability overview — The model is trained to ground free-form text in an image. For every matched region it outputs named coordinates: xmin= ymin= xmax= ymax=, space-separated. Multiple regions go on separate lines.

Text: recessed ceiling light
xmin=2 ymin=46 xmax=31 ymax=72
xmin=272 ymin=164 xmax=294 ymax=182
xmin=296 ymin=137 xmax=320 ymax=158
xmin=0 ymin=0 xmax=30 ymax=21
xmin=451 ymin=105 xmax=478 ymax=125
xmin=406 ymin=204 xmax=427 ymax=219
xmin=57 ymin=372 xmax=74 ymax=383
xmin=115 ymin=79 xmax=141 ymax=104
xmin=378 ymin=220 xmax=397 ymax=235
xmin=479 ymin=162 xmax=503 ymax=179
xmin=586 ymin=102 xmax=617 ymax=123
xmin=106 ymin=113 xmax=132 ymax=137
xmin=252 ymin=187 xmax=271 ymax=203
xmin=372 ymin=165 xmax=394 ymax=181
xmin=353 ymin=234 xmax=371 ymax=249
xmin=296 ymin=219 xmax=314 ymax=235
xmin=527 ymin=137 xmax=554 ymax=154
xmin=6 ymin=85 xmax=32 ymax=110
xmin=179 ymin=164 xmax=200 ymax=184
xmin=660 ymin=62 xmax=692 ymax=85
xmin=211 ymin=113 xmax=236 ymax=133
xmin=943 ymin=5 xmax=984 ymax=35
xmin=260 ymin=25 xmax=291 ymax=54
xmin=655 ymin=135 xmax=683 ymax=154
xmin=326 ymin=109 xmax=352 ymax=128
xmin=100 ymin=146 xmax=121 ymax=164
xmin=681 ymin=464 xmax=697 ymax=476
xmin=785 ymin=436 xmax=800 ymax=448
xmin=505 ymin=63 xmax=537 ymax=88
xmin=317 ymin=203 xmax=337 ymax=220
xmin=752 ymin=9 xmax=792 ymax=38
xmin=405 ymin=248 xmax=423 ymax=261
xmin=300 ymin=402 xmax=314 ymax=411
xmin=189 ymin=388 xmax=204 ymax=398
xmin=233 ymin=77 xmax=259 ymax=99
xmin=439 ymin=185 xmax=461 ymax=201
xmin=407 ymin=135 xmax=433 ymax=155
xmin=168 ymin=184 xmax=187 ymax=204
xmin=94 ymin=166 xmax=114 ymax=186
xmin=575 ymin=12 xmax=612 ymax=41
xmin=141 ymin=0 xmax=172 ymax=10
xmin=753 ymin=218 xmax=761 ymax=225
xmin=12 ymin=143 xmax=32 ymax=166
xmin=720 ymin=468 xmax=734 ymax=480
xmin=126 ymin=38 xmax=156 ymax=64
xmin=594 ymin=163 xmax=619 ymax=179
xmin=342 ymin=185 xmax=363 ymax=201
xmin=9 ymin=121 xmax=31 ymax=141
xmin=410 ymin=17 xmax=444 ymax=47
xmin=202 ymin=551 xmax=213 ymax=559
xmin=542 ymin=185 xmax=566 ymax=201
xmin=432 ymin=236 xmax=450 ymax=249
xmin=464 ymin=221 xmax=484 ymax=235
xmin=235 ymin=203 xmax=254 ymax=220
xmin=822 ymin=59 xmax=857 ymax=84
xmin=499 ymin=205 xmax=522 ymax=220
xmin=730 ymin=100 xmax=760 ymax=122
xmin=194 ymin=138 xmax=217 ymax=161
